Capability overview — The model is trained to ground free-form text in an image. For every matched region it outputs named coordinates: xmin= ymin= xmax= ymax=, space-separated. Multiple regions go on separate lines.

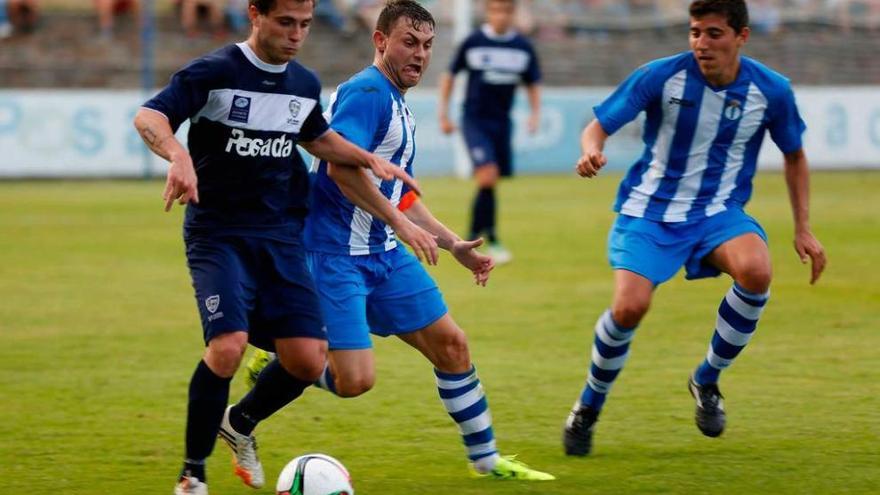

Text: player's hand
xmin=451 ymin=237 xmax=495 ymax=286
xmin=439 ymin=115 xmax=456 ymax=135
xmin=367 ymin=156 xmax=422 ymax=196
xmin=395 ymin=219 xmax=439 ymax=266
xmin=163 ymin=153 xmax=199 ymax=212
xmin=527 ymin=113 xmax=540 ymax=135
xmin=794 ymin=230 xmax=826 ymax=284
xmin=575 ymin=150 xmax=607 ymax=178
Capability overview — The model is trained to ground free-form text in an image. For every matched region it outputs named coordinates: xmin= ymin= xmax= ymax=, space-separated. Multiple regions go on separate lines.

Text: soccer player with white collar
xmin=438 ymin=0 xmax=542 ymax=265
xmin=249 ymin=0 xmax=553 ymax=481
xmin=134 ymin=1 xmax=432 ymax=494
xmin=563 ymin=0 xmax=827 ymax=456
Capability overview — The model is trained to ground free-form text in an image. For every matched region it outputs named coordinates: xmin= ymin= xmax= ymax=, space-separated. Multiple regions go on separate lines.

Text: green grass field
xmin=1 ymin=172 xmax=878 ymax=494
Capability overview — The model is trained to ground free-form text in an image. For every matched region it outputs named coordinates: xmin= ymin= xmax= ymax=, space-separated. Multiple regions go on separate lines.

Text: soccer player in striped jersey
xmin=438 ymin=0 xmax=542 ymax=265
xmin=253 ymin=0 xmax=552 ymax=481
xmin=134 ymin=1 xmax=425 ymax=494
xmin=563 ymin=0 xmax=827 ymax=456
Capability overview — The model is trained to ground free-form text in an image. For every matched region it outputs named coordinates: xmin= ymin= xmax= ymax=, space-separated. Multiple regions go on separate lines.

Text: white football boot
xmin=217 ymin=406 xmax=265 ymax=488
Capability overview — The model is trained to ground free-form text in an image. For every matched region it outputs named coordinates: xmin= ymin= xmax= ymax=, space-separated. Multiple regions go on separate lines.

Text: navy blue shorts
xmin=608 ymin=208 xmax=768 ymax=286
xmin=186 ymin=235 xmax=326 ymax=352
xmin=462 ymin=117 xmax=513 ymax=177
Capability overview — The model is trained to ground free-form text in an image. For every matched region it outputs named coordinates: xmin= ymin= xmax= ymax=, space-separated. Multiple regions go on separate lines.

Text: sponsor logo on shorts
xmin=205 ymin=295 xmax=220 ymax=313
xmin=205 ymin=295 xmax=225 ymax=322
xmin=471 ymin=146 xmax=486 ymax=163
xmin=225 ymin=128 xmax=294 ymax=158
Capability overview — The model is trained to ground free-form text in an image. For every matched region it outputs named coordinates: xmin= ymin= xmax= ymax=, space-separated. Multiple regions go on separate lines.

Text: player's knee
xmin=475 ymin=165 xmax=499 ymax=188
xmin=737 ymin=264 xmax=772 ymax=294
xmin=612 ymin=299 xmax=650 ymax=328
xmin=205 ymin=333 xmax=248 ymax=377
xmin=335 ymin=372 xmax=375 ymax=398
xmin=279 ymin=354 xmax=326 ymax=383
xmin=435 ymin=330 xmax=471 ymax=371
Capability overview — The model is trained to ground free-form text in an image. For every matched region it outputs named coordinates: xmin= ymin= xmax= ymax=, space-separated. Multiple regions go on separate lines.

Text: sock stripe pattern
xmin=585 ymin=310 xmax=636 ymax=398
xmin=696 ymin=283 xmax=769 ymax=384
xmin=315 ymin=364 xmax=337 ymax=395
xmin=435 ymin=366 xmax=497 ymax=461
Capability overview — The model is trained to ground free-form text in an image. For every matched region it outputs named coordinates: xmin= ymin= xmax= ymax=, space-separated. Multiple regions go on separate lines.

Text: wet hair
xmin=375 ymin=0 xmax=436 ymax=35
xmin=249 ymin=0 xmax=315 ymax=16
xmin=689 ymin=0 xmax=749 ymax=33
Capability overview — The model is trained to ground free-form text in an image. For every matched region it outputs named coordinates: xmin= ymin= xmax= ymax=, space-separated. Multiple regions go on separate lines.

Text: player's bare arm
xmin=403 ymin=201 xmax=494 ymax=286
xmin=326 ymin=163 xmax=439 ymax=265
xmin=133 ymin=108 xmax=199 ymax=211
xmin=576 ymin=119 xmax=610 ymax=178
xmin=437 ymin=72 xmax=456 ymax=134
xmin=783 ymin=148 xmax=827 ymax=284
xmin=300 ymin=130 xmax=420 ymax=194
xmin=526 ymin=83 xmax=542 ymax=134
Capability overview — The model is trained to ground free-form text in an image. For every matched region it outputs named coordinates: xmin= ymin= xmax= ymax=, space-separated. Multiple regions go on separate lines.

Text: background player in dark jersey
xmin=133 ymin=1 xmax=433 ymax=494
xmin=438 ymin=0 xmax=542 ymax=265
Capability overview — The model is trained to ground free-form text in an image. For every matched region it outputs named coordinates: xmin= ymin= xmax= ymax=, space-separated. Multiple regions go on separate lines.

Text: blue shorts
xmin=608 ymin=209 xmax=768 ymax=286
xmin=462 ymin=117 xmax=513 ymax=177
xmin=186 ymin=234 xmax=326 ymax=352
xmin=306 ymin=246 xmax=448 ymax=350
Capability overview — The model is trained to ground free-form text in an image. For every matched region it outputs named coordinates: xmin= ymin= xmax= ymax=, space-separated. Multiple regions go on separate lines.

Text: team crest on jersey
xmin=288 ymin=98 xmax=303 ymax=126
xmin=205 ymin=295 xmax=220 ymax=314
xmin=229 ymin=95 xmax=252 ymax=123
xmin=724 ymin=100 xmax=744 ymax=121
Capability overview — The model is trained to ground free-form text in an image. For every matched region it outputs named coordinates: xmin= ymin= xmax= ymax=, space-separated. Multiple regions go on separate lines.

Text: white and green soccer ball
xmin=276 ymin=453 xmax=354 ymax=495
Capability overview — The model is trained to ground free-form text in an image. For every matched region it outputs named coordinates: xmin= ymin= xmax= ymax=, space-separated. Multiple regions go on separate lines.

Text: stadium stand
xmin=0 ymin=0 xmax=879 ymax=88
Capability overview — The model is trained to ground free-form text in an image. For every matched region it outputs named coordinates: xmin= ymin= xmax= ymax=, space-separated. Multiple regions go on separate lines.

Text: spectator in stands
xmin=180 ymin=0 xmax=226 ymax=39
xmin=95 ymin=0 xmax=140 ymax=39
xmin=352 ymin=0 xmax=383 ymax=31
xmin=6 ymin=0 xmax=38 ymax=34
xmin=0 ymin=0 xmax=11 ymax=40
xmin=833 ymin=0 xmax=880 ymax=33
xmin=750 ymin=0 xmax=781 ymax=34
xmin=226 ymin=0 xmax=248 ymax=33
xmin=314 ymin=0 xmax=356 ymax=34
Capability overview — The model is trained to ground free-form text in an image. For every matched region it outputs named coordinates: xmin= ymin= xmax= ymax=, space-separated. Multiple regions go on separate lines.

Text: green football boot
xmin=469 ymin=455 xmax=555 ymax=481
xmin=244 ymin=348 xmax=275 ymax=389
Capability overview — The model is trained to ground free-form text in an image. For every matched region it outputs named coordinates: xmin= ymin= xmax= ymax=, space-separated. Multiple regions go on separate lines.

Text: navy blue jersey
xmin=143 ymin=42 xmax=329 ymax=240
xmin=449 ymin=25 xmax=541 ymax=121
xmin=595 ymin=52 xmax=806 ymax=223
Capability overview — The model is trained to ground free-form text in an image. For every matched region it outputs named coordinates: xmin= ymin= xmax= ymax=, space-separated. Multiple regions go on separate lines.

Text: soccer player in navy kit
xmin=251 ymin=0 xmax=553 ymax=481
xmin=133 ymin=1 xmax=432 ymax=493
xmin=563 ymin=0 xmax=827 ymax=456
xmin=438 ymin=0 xmax=542 ymax=265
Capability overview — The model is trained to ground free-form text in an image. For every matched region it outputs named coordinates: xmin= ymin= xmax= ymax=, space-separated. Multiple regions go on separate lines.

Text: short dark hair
xmin=249 ymin=0 xmax=315 ymax=16
xmin=376 ymin=0 xmax=436 ymax=35
xmin=689 ymin=0 xmax=749 ymax=33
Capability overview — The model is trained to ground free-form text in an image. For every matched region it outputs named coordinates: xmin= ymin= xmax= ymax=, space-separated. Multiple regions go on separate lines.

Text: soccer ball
xmin=276 ymin=453 xmax=354 ymax=495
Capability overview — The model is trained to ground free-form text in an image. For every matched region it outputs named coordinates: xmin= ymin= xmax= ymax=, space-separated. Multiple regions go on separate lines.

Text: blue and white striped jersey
xmin=449 ymin=24 xmax=541 ymax=121
xmin=304 ymin=65 xmax=416 ymax=255
xmin=143 ymin=43 xmax=328 ymax=240
xmin=596 ymin=52 xmax=806 ymax=223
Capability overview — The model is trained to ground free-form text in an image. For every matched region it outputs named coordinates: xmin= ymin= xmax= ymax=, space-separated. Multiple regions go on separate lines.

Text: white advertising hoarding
xmin=0 ymin=87 xmax=877 ymax=178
